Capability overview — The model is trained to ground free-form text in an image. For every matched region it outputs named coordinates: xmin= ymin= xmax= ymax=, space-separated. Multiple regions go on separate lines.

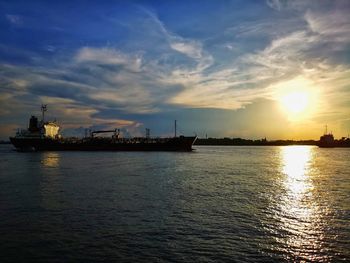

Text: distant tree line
xmin=194 ymin=137 xmax=318 ymax=146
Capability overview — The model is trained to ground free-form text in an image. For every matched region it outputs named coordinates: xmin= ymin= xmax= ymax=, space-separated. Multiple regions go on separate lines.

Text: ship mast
xmin=41 ymin=104 xmax=47 ymax=122
xmin=174 ymin=120 xmax=177 ymax=137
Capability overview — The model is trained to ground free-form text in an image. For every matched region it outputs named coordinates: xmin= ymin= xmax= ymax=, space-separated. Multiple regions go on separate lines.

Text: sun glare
xmin=281 ymin=91 xmax=309 ymax=114
xmin=273 ymin=77 xmax=320 ymax=121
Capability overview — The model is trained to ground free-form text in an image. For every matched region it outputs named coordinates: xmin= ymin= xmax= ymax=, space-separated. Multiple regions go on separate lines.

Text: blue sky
xmin=1 ymin=0 xmax=350 ymax=140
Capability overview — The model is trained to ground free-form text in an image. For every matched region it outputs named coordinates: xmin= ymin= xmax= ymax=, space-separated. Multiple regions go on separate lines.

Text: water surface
xmin=0 ymin=145 xmax=349 ymax=262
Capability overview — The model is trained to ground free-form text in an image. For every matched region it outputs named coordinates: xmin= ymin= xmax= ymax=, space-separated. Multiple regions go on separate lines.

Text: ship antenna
xmin=325 ymin=124 xmax=327 ymax=135
xmin=175 ymin=120 xmax=177 ymax=137
xmin=41 ymin=104 xmax=47 ymax=122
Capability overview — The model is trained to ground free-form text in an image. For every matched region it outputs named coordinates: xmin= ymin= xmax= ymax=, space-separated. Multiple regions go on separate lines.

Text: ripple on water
xmin=0 ymin=145 xmax=349 ymax=262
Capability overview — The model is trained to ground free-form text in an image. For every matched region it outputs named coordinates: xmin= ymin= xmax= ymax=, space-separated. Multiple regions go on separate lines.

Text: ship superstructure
xmin=14 ymin=105 xmax=60 ymax=139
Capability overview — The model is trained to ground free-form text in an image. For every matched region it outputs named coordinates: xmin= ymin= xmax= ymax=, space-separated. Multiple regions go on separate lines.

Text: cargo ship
xmin=10 ymin=105 xmax=197 ymax=152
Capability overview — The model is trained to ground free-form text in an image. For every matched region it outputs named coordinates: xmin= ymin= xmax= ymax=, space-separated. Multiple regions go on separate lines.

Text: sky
xmin=0 ymin=0 xmax=350 ymax=140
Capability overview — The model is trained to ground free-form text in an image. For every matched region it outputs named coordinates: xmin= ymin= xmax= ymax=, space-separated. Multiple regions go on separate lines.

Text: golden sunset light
xmin=281 ymin=91 xmax=309 ymax=115
xmin=1 ymin=1 xmax=350 ymax=262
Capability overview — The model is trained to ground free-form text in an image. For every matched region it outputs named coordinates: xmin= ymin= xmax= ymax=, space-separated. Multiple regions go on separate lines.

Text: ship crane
xmin=91 ymin=129 xmax=120 ymax=139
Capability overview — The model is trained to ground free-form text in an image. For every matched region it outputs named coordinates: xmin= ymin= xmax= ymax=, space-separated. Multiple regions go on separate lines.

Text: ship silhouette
xmin=10 ymin=105 xmax=197 ymax=152
xmin=318 ymin=126 xmax=350 ymax=148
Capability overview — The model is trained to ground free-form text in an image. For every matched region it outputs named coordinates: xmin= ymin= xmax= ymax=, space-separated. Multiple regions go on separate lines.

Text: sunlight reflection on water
xmin=1 ymin=145 xmax=348 ymax=261
xmin=41 ymin=152 xmax=60 ymax=168
xmin=274 ymin=146 xmax=327 ymax=261
xmin=282 ymin=146 xmax=312 ymax=197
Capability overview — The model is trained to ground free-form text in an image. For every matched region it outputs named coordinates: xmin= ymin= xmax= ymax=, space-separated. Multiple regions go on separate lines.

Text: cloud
xmin=139 ymin=6 xmax=201 ymax=57
xmin=168 ymin=36 xmax=214 ymax=74
xmin=170 ymin=40 xmax=202 ymax=59
xmin=75 ymin=47 xmax=143 ymax=72
xmin=266 ymin=0 xmax=285 ymax=11
xmin=5 ymin=14 xmax=22 ymax=25
xmin=1 ymin=10 xmax=346 ymax=118
xmin=265 ymin=0 xmax=317 ymax=11
xmin=140 ymin=7 xmax=214 ymax=71
xmin=168 ymin=29 xmax=315 ymax=109
xmin=305 ymin=9 xmax=350 ymax=44
xmin=0 ymin=1 xmax=349 ymax=139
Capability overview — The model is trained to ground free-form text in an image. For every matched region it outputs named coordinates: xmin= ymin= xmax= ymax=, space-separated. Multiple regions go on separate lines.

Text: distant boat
xmin=318 ymin=129 xmax=350 ymax=148
xmin=318 ymin=133 xmax=335 ymax=148
xmin=10 ymin=105 xmax=197 ymax=152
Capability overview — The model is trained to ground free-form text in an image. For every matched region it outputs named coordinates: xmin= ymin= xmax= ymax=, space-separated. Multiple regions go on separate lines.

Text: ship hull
xmin=318 ymin=133 xmax=350 ymax=148
xmin=317 ymin=142 xmax=350 ymax=148
xmin=10 ymin=136 xmax=197 ymax=152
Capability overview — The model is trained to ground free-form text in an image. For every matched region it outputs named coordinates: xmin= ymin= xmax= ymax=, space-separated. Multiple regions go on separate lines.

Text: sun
xmin=281 ymin=91 xmax=309 ymax=114
xmin=273 ymin=76 xmax=319 ymax=121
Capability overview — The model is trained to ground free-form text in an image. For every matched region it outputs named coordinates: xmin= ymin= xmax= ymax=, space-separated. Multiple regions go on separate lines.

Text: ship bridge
xmin=44 ymin=122 xmax=60 ymax=138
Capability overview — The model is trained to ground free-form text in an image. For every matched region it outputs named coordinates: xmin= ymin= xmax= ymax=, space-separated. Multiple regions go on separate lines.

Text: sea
xmin=0 ymin=144 xmax=349 ymax=262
